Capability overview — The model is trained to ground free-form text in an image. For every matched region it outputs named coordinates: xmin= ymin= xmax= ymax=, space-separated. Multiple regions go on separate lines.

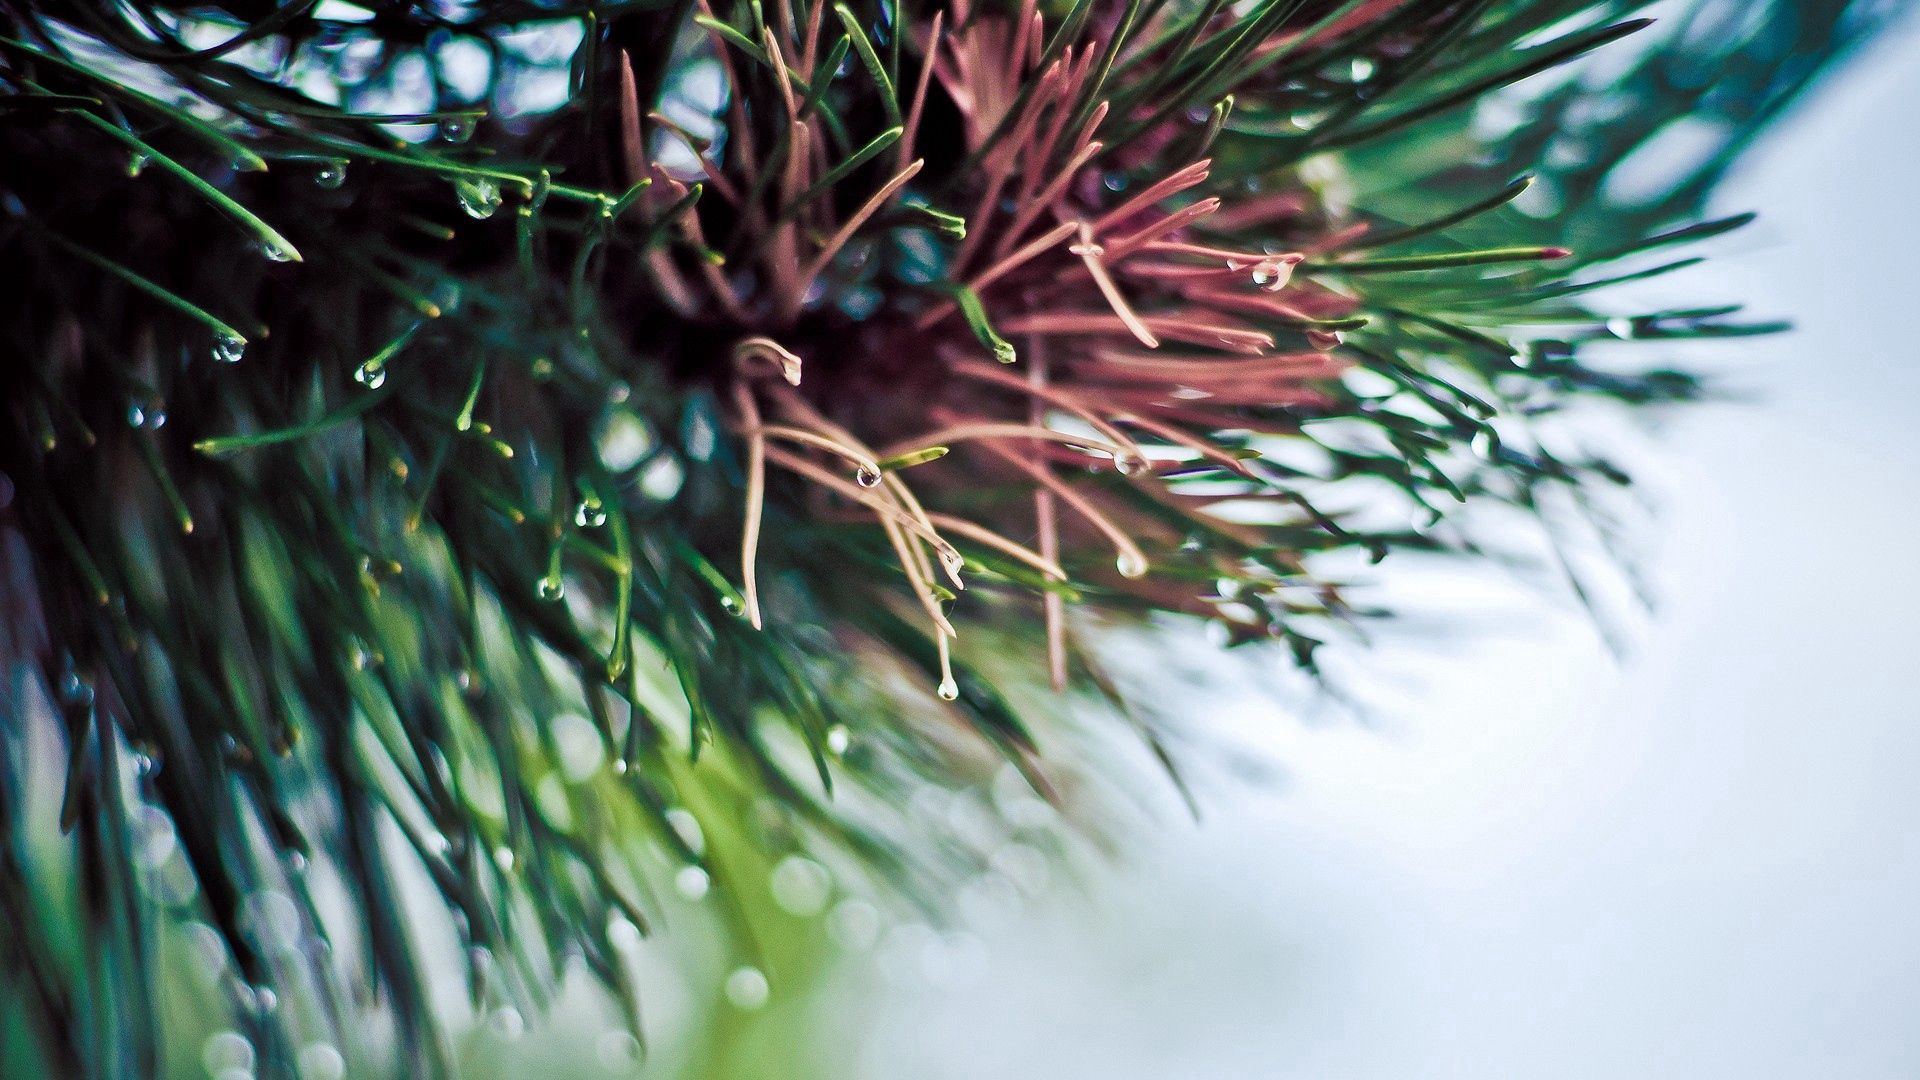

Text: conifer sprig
xmin=0 ymin=0 xmax=1891 ymax=1074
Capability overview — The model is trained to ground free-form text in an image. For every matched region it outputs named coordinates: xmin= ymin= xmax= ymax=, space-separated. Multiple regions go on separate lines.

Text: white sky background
xmin=845 ymin=15 xmax=1920 ymax=1080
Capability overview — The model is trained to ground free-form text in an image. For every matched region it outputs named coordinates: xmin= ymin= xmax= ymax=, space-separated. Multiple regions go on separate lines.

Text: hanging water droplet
xmin=126 ymin=403 xmax=146 ymax=428
xmin=492 ymin=846 xmax=516 ymax=873
xmin=489 ymin=1006 xmax=525 ymax=1041
xmin=1115 ymin=551 xmax=1149 ymax=579
xmin=770 ymin=855 xmax=833 ymax=916
xmin=201 ymin=1031 xmax=255 ymax=1076
xmin=133 ymin=806 xmax=178 ymax=870
xmin=724 ymin=966 xmax=770 ymax=1010
xmin=574 ymin=500 xmax=607 ymax=528
xmin=1350 ymin=57 xmax=1376 ymax=81
xmin=596 ymin=408 xmax=655 ymax=472
xmin=675 ymin=865 xmax=710 ymax=900
xmin=854 ymin=464 xmax=882 ymax=488
xmin=1113 ymin=452 xmax=1147 ymax=477
xmin=1471 ymin=429 xmax=1498 ymax=458
xmin=828 ymin=898 xmax=882 ymax=951
xmin=455 ymin=177 xmax=501 ymax=219
xmin=537 ymin=574 xmax=565 ymax=601
xmin=296 ymin=1043 xmax=346 ymax=1080
xmin=128 ymin=152 xmax=149 ymax=177
xmin=720 ymin=594 xmax=745 ymax=617
xmin=665 ymin=807 xmax=706 ymax=855
xmin=261 ymin=240 xmax=297 ymax=263
xmin=437 ymin=115 xmax=477 ymax=143
xmin=353 ymin=359 xmax=387 ymax=390
xmin=314 ymin=159 xmax=348 ymax=189
xmin=1101 ymin=171 xmax=1129 ymax=192
xmin=825 ymin=725 xmax=851 ymax=755
xmin=1606 ymin=316 xmax=1636 ymax=339
xmin=212 ymin=333 xmax=246 ymax=364
xmin=936 ymin=677 xmax=960 ymax=701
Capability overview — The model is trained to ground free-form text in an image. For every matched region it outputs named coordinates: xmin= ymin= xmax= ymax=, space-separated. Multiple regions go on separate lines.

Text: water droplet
xmin=719 ymin=594 xmax=745 ymax=617
xmin=241 ymin=890 xmax=302 ymax=946
xmin=640 ymin=454 xmax=685 ymax=501
xmin=493 ymin=846 xmax=516 ymax=873
xmin=675 ymin=865 xmax=710 ymax=900
xmin=456 ymin=177 xmax=501 ymax=219
xmin=936 ymin=677 xmax=960 ymax=701
xmin=353 ymin=360 xmax=387 ymax=390
xmin=202 ymin=1031 xmax=255 ymax=1076
xmin=1350 ymin=57 xmax=1376 ymax=81
xmin=665 ymin=807 xmax=705 ymax=855
xmin=1606 ymin=316 xmax=1636 ymax=339
xmin=854 ymin=464 xmax=882 ymax=488
xmin=574 ymin=500 xmax=607 ymax=528
xmin=724 ymin=966 xmax=770 ymax=1010
xmin=314 ymin=160 xmax=348 ymax=189
xmin=770 ymin=854 xmax=833 ymax=916
xmin=825 ymin=725 xmax=850 ymax=755
xmin=262 ymin=240 xmax=297 ymax=263
xmin=595 ymin=409 xmax=655 ymax=472
xmin=1114 ymin=452 xmax=1147 ymax=477
xmin=537 ymin=574 xmax=565 ymax=601
xmin=133 ymin=806 xmax=178 ymax=870
xmin=213 ymin=333 xmax=246 ymax=364
xmin=607 ymin=914 xmax=643 ymax=951
xmin=489 ymin=1006 xmax=526 ymax=1040
xmin=126 ymin=404 xmax=145 ymax=428
xmin=1101 ymin=171 xmax=1129 ymax=192
xmin=1115 ymin=551 xmax=1149 ymax=579
xmin=551 ymin=712 xmax=603 ymax=781
xmin=438 ymin=115 xmax=477 ymax=143
xmin=297 ymin=1043 xmax=346 ymax=1080
xmin=827 ymin=898 xmax=882 ymax=951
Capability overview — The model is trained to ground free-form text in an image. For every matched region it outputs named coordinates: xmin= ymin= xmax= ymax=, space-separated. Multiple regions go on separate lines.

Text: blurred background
xmin=821 ymin=10 xmax=1920 ymax=1078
